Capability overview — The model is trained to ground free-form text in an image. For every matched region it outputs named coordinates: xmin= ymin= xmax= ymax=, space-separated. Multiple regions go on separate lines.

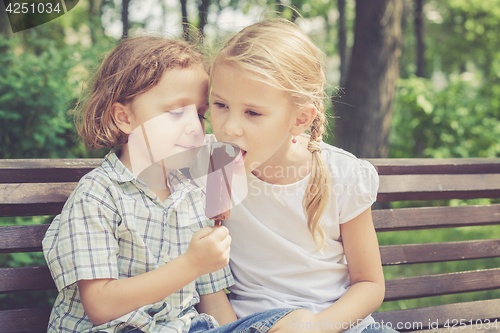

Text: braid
xmin=304 ymin=107 xmax=330 ymax=252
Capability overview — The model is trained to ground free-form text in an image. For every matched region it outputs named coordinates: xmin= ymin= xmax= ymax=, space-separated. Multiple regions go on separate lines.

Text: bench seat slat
xmin=378 ymin=174 xmax=500 ymax=201
xmin=384 ymin=268 xmax=500 ymax=301
xmin=373 ymin=298 xmax=500 ymax=331
xmin=380 ymin=239 xmax=500 ymax=265
xmin=0 ymin=307 xmax=52 ymax=333
xmin=0 ymin=266 xmax=56 ymax=294
xmin=373 ymin=205 xmax=500 ymax=231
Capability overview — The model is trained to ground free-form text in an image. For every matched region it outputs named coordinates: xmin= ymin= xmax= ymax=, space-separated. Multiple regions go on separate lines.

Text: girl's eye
xmin=246 ymin=110 xmax=261 ymax=117
xmin=198 ymin=114 xmax=206 ymax=121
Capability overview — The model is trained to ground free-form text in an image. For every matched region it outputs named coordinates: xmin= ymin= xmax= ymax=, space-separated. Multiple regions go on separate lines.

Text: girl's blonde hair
xmin=76 ymin=36 xmax=209 ymax=150
xmin=214 ymin=19 xmax=331 ymax=250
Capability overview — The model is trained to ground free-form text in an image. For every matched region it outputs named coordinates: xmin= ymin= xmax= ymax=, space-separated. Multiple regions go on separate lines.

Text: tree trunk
xmin=122 ymin=0 xmax=130 ymax=39
xmin=275 ymin=0 xmax=284 ymax=14
xmin=198 ymin=0 xmax=210 ymax=41
xmin=180 ymin=0 xmax=190 ymax=41
xmin=290 ymin=0 xmax=301 ymax=22
xmin=89 ymin=0 xmax=103 ymax=45
xmin=333 ymin=0 xmax=403 ymax=158
xmin=414 ymin=0 xmax=426 ymax=77
xmin=0 ymin=0 xmax=11 ymax=54
xmin=338 ymin=0 xmax=347 ymax=86
xmin=0 ymin=0 xmax=12 ymax=38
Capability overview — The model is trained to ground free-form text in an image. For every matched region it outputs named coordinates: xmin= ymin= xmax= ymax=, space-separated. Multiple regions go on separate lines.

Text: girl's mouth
xmin=235 ymin=149 xmax=247 ymax=165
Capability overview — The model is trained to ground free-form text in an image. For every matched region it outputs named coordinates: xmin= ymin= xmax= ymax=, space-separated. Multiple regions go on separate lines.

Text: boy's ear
xmin=112 ymin=102 xmax=134 ymax=135
xmin=291 ymin=104 xmax=317 ymax=136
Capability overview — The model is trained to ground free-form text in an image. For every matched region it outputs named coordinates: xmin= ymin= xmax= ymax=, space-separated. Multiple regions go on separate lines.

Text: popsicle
xmin=205 ymin=143 xmax=239 ymax=226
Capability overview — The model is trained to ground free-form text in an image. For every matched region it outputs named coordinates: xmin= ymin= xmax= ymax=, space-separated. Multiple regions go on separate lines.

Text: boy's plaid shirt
xmin=43 ymin=151 xmax=234 ymax=333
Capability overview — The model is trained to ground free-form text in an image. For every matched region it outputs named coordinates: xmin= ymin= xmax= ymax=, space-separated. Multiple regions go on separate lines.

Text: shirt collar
xmin=101 ymin=151 xmax=136 ymax=183
xmin=102 ymin=151 xmax=202 ymax=203
xmin=167 ymin=168 xmax=199 ymax=194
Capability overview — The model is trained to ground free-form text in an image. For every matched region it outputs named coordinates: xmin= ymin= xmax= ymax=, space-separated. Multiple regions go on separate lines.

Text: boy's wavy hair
xmin=213 ymin=19 xmax=331 ymax=251
xmin=76 ymin=36 xmax=209 ymax=150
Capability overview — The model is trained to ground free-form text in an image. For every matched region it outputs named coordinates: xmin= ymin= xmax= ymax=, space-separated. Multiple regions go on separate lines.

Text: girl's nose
xmin=222 ymin=113 xmax=243 ymax=137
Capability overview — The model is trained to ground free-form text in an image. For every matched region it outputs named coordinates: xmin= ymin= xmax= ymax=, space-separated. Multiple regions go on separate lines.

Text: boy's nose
xmin=183 ymin=111 xmax=203 ymax=136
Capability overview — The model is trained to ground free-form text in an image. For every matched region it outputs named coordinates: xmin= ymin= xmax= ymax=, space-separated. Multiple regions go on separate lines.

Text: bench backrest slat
xmin=0 ymin=183 xmax=78 ymax=204
xmin=369 ymin=158 xmax=500 ymax=175
xmin=4 ymin=223 xmax=499 ymax=264
xmin=0 ymin=202 xmax=65 ymax=217
xmin=0 ymin=183 xmax=77 ymax=217
xmin=0 ymin=308 xmax=52 ymax=333
xmin=384 ymin=268 xmax=500 ymax=301
xmin=0 ymin=159 xmax=101 ymax=183
xmin=2 ymin=182 xmax=500 ymax=218
xmin=378 ymin=174 xmax=500 ymax=201
xmin=0 ymin=225 xmax=49 ymax=253
xmin=373 ymin=204 xmax=500 ymax=231
xmin=380 ymin=239 xmax=500 ymax=265
xmin=0 ymin=266 xmax=55 ymax=293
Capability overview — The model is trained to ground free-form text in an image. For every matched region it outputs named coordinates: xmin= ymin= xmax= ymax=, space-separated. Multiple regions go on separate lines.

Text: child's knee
xmin=269 ymin=309 xmax=321 ymax=333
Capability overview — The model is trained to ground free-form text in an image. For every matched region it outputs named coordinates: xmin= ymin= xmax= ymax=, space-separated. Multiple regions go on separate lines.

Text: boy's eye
xmin=198 ymin=114 xmax=206 ymax=121
xmin=169 ymin=110 xmax=184 ymax=117
xmin=246 ymin=110 xmax=261 ymax=117
xmin=213 ymin=102 xmax=227 ymax=109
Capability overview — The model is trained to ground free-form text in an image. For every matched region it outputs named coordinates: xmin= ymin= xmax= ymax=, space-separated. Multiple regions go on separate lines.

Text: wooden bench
xmin=1 ymin=158 xmax=499 ymax=333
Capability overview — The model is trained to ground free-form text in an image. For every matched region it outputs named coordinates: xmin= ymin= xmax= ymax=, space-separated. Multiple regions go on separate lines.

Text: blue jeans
xmin=189 ymin=308 xmax=294 ymax=333
xmin=127 ymin=308 xmax=294 ymax=333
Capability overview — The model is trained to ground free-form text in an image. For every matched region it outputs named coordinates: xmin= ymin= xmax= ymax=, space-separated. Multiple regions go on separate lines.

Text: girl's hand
xmin=183 ymin=226 xmax=231 ymax=276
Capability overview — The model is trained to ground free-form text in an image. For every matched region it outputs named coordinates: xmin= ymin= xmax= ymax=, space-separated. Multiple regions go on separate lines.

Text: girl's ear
xmin=112 ymin=102 xmax=134 ymax=135
xmin=291 ymin=104 xmax=317 ymax=136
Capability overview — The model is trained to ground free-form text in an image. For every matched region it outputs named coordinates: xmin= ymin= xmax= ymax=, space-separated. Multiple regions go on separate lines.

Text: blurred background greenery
xmin=0 ymin=0 xmax=499 ymax=312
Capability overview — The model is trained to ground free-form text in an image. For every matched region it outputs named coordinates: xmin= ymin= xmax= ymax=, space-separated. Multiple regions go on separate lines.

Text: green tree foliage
xmin=391 ymin=74 xmax=500 ymax=158
xmin=427 ymin=0 xmax=500 ymax=76
xmin=0 ymin=35 xmax=81 ymax=158
xmin=0 ymin=27 xmax=114 ymax=159
xmin=390 ymin=0 xmax=500 ymax=158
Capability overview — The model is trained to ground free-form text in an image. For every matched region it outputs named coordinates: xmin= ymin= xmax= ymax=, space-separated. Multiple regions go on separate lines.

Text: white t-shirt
xmin=190 ymin=135 xmax=379 ymax=333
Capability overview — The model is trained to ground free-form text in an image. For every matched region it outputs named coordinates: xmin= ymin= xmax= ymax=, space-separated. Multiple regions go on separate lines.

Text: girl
xmin=43 ymin=36 xmax=318 ymax=333
xmin=208 ymin=19 xmax=396 ymax=333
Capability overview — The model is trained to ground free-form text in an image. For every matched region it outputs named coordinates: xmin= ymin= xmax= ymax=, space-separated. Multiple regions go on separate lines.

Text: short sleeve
xmin=337 ymin=160 xmax=379 ymax=224
xmin=43 ymin=179 xmax=121 ymax=291
xmin=195 ymin=264 xmax=234 ymax=295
